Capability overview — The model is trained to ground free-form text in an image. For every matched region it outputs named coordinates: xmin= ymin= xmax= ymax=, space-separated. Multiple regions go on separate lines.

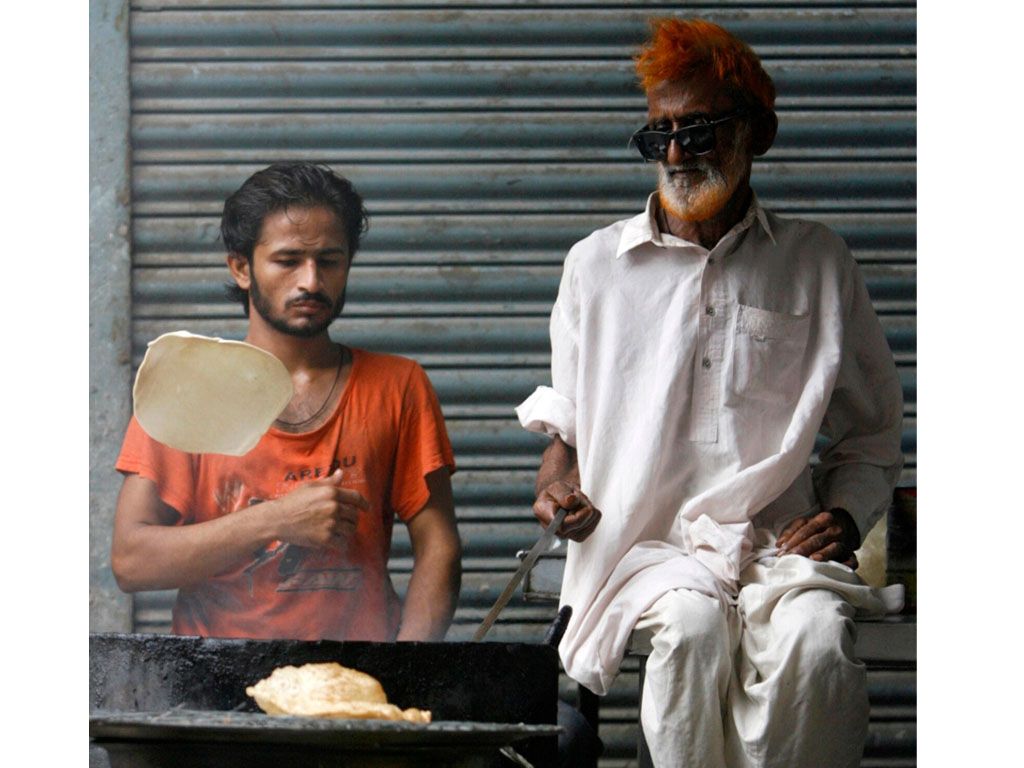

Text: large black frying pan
xmin=89 ymin=632 xmax=562 ymax=768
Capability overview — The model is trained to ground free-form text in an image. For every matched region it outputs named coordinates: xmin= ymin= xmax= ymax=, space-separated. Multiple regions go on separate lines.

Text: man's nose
xmin=666 ymin=134 xmax=690 ymax=165
xmin=297 ymin=259 xmax=324 ymax=292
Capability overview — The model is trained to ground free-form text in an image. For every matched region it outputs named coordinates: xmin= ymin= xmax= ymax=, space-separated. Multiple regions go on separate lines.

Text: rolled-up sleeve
xmin=516 ymin=385 xmax=577 ymax=445
xmin=515 ymin=251 xmax=580 ymax=446
xmin=812 ymin=259 xmax=905 ymax=542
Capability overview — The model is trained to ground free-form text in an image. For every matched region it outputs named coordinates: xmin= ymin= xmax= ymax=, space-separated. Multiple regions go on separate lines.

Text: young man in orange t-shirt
xmin=112 ymin=162 xmax=461 ymax=642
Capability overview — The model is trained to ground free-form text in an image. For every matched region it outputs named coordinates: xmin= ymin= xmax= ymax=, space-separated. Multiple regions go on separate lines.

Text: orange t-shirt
xmin=115 ymin=348 xmax=455 ymax=642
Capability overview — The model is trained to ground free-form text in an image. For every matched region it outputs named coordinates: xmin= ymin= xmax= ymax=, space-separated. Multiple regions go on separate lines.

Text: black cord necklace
xmin=275 ymin=346 xmax=346 ymax=428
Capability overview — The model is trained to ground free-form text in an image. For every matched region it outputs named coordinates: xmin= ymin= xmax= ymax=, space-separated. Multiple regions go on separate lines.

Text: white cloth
xmin=516 ymin=192 xmax=904 ymax=695
xmin=631 ymin=551 xmax=893 ymax=768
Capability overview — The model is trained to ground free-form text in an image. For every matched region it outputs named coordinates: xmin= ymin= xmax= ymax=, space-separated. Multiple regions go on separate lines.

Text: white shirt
xmin=516 ymin=192 xmax=904 ymax=693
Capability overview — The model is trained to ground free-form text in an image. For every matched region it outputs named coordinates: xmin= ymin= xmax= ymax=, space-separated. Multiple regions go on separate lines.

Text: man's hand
xmin=534 ymin=479 xmax=601 ymax=542
xmin=776 ymin=507 xmax=860 ymax=568
xmin=271 ymin=469 xmax=371 ymax=550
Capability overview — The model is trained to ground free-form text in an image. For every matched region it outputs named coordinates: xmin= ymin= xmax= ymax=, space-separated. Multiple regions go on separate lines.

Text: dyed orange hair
xmin=635 ymin=18 xmax=776 ymax=111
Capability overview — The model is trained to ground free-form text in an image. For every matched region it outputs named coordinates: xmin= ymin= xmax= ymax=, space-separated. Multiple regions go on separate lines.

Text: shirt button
xmin=705 ymin=306 xmax=715 ymax=316
xmin=702 ymin=358 xmax=712 ymax=369
xmin=707 ymin=257 xmax=715 ymax=264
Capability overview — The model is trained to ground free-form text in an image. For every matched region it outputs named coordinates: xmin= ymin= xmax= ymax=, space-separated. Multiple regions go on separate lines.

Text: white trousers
xmin=628 ymin=557 xmax=869 ymax=768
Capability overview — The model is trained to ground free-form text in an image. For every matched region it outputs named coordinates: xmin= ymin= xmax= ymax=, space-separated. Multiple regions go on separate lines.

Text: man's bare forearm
xmin=533 ymin=436 xmax=602 ymax=541
xmin=112 ymin=480 xmax=279 ymax=592
xmin=396 ymin=472 xmax=462 ymax=641
xmin=536 ymin=435 xmax=580 ymax=494
xmin=397 ymin=524 xmax=461 ymax=641
xmin=112 ymin=470 xmax=367 ymax=592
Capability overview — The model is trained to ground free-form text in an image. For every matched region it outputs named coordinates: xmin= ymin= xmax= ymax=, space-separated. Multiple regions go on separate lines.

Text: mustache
xmin=286 ymin=291 xmax=333 ymax=308
xmin=663 ymin=161 xmax=710 ymax=173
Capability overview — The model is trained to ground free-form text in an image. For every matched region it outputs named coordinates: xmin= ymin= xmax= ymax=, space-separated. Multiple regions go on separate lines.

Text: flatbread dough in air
xmin=246 ymin=662 xmax=432 ymax=723
xmin=133 ymin=331 xmax=293 ymax=456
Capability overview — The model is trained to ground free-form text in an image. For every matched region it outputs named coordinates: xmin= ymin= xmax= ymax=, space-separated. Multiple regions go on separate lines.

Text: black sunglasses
xmin=629 ymin=110 xmax=748 ymax=161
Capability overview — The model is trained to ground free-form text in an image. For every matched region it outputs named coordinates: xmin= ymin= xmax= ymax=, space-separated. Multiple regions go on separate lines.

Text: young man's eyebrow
xmin=269 ymin=246 xmax=347 ymax=256
xmin=315 ymin=247 xmax=348 ymax=258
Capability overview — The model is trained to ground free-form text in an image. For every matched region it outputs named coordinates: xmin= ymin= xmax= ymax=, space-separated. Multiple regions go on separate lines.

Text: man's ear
xmin=750 ymin=109 xmax=778 ymax=156
xmin=226 ymin=252 xmax=252 ymax=290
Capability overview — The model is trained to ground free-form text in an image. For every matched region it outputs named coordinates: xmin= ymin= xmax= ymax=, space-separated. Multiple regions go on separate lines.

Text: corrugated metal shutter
xmin=127 ymin=2 xmax=915 ymax=764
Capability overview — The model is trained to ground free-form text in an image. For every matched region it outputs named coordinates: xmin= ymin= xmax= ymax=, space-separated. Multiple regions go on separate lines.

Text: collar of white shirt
xmin=615 ymin=190 xmax=777 ymax=259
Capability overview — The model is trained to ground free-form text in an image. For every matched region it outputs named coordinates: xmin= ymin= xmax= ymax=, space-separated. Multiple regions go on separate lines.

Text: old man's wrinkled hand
xmin=533 ymin=480 xmax=602 ymax=542
xmin=776 ymin=507 xmax=860 ymax=569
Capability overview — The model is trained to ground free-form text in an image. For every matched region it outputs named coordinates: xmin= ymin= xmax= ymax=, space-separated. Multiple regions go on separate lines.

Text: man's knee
xmin=771 ymin=589 xmax=858 ymax=666
xmin=641 ymin=589 xmax=729 ymax=656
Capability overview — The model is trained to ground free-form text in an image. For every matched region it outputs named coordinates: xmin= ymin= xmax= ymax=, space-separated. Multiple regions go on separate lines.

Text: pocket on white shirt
xmin=730 ymin=304 xmax=810 ymax=404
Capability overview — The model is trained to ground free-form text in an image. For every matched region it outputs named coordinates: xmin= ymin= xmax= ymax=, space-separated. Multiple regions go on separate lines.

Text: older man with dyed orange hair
xmin=517 ymin=18 xmax=905 ymax=768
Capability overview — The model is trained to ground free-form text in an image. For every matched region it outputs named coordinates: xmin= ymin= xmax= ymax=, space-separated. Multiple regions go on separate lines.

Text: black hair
xmin=221 ymin=162 xmax=369 ymax=315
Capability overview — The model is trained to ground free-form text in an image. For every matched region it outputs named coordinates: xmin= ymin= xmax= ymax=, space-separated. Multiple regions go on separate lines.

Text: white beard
xmin=656 ymin=129 xmax=750 ymax=222
xmin=657 ymin=162 xmax=733 ymax=222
